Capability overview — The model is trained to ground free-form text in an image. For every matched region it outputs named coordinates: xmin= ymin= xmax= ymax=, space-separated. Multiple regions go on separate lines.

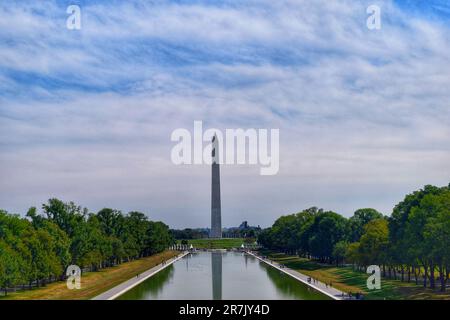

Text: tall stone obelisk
xmin=210 ymin=134 xmax=222 ymax=238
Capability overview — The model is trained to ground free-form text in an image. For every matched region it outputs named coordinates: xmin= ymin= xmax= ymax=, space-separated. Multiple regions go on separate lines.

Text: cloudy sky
xmin=1 ymin=0 xmax=450 ymax=229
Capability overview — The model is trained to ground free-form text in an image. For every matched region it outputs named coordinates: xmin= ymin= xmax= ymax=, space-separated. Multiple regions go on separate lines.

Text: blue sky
xmin=1 ymin=0 xmax=450 ymax=228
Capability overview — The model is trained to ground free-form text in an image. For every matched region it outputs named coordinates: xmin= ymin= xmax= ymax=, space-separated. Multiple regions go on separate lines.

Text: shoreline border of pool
xmin=246 ymin=251 xmax=344 ymax=300
xmin=92 ymin=251 xmax=190 ymax=300
xmin=93 ymin=250 xmax=345 ymax=300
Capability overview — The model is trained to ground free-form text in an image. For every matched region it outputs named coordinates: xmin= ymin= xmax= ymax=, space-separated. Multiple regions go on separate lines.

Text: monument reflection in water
xmin=211 ymin=252 xmax=222 ymax=300
xmin=186 ymin=251 xmax=222 ymax=299
xmin=117 ymin=252 xmax=328 ymax=300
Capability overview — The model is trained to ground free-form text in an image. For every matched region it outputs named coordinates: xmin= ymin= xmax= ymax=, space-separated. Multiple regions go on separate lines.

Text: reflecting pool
xmin=117 ymin=251 xmax=329 ymax=300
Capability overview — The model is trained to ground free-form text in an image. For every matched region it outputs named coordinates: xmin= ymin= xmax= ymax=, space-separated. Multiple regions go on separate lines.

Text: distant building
xmin=239 ymin=221 xmax=248 ymax=229
xmin=222 ymin=221 xmax=261 ymax=238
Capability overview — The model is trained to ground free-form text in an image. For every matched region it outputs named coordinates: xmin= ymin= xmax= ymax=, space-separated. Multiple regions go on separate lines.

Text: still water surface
xmin=117 ymin=251 xmax=328 ymax=300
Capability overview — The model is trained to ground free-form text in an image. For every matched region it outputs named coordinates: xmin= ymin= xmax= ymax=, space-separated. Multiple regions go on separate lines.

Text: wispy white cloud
xmin=1 ymin=0 xmax=450 ymax=227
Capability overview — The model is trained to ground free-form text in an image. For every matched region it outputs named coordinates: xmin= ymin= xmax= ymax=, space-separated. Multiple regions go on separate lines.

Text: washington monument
xmin=210 ymin=134 xmax=222 ymax=238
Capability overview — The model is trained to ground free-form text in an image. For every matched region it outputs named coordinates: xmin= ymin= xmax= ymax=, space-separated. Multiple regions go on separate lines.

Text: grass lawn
xmin=177 ymin=238 xmax=248 ymax=249
xmin=259 ymin=250 xmax=450 ymax=300
xmin=0 ymin=250 xmax=179 ymax=300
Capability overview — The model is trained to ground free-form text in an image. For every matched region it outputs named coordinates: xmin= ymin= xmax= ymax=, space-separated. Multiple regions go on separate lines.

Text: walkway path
xmin=92 ymin=251 xmax=189 ymax=300
xmin=246 ymin=251 xmax=350 ymax=300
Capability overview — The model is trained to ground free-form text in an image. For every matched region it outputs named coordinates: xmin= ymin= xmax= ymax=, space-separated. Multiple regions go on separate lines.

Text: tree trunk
xmin=423 ymin=265 xmax=428 ymax=288
xmin=413 ymin=266 xmax=419 ymax=285
xmin=401 ymin=266 xmax=404 ymax=282
xmin=446 ymin=265 xmax=450 ymax=284
xmin=438 ymin=264 xmax=445 ymax=292
xmin=407 ymin=266 xmax=411 ymax=282
xmin=429 ymin=261 xmax=435 ymax=289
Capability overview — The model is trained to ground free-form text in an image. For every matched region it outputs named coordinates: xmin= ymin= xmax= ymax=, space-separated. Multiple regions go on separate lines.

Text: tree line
xmin=171 ymin=224 xmax=261 ymax=240
xmin=171 ymin=228 xmax=209 ymax=240
xmin=258 ymin=183 xmax=450 ymax=292
xmin=0 ymin=198 xmax=173 ymax=295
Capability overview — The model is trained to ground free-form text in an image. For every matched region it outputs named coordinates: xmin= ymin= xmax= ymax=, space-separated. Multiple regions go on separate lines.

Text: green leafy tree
xmin=42 ymin=199 xmax=86 ymax=237
xmin=0 ymin=240 xmax=23 ymax=295
xmin=345 ymin=242 xmax=361 ymax=269
xmin=97 ymin=208 xmax=123 ymax=237
xmin=349 ymin=208 xmax=384 ymax=242
xmin=389 ymin=185 xmax=445 ymax=286
xmin=145 ymin=221 xmax=173 ymax=255
xmin=1 ymin=201 xmax=175 ymax=293
xmin=413 ymin=190 xmax=450 ymax=291
xmin=27 ymin=207 xmax=71 ymax=279
xmin=306 ymin=211 xmax=349 ymax=263
xmin=358 ymin=219 xmax=389 ymax=267
xmin=332 ymin=241 xmax=349 ymax=266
